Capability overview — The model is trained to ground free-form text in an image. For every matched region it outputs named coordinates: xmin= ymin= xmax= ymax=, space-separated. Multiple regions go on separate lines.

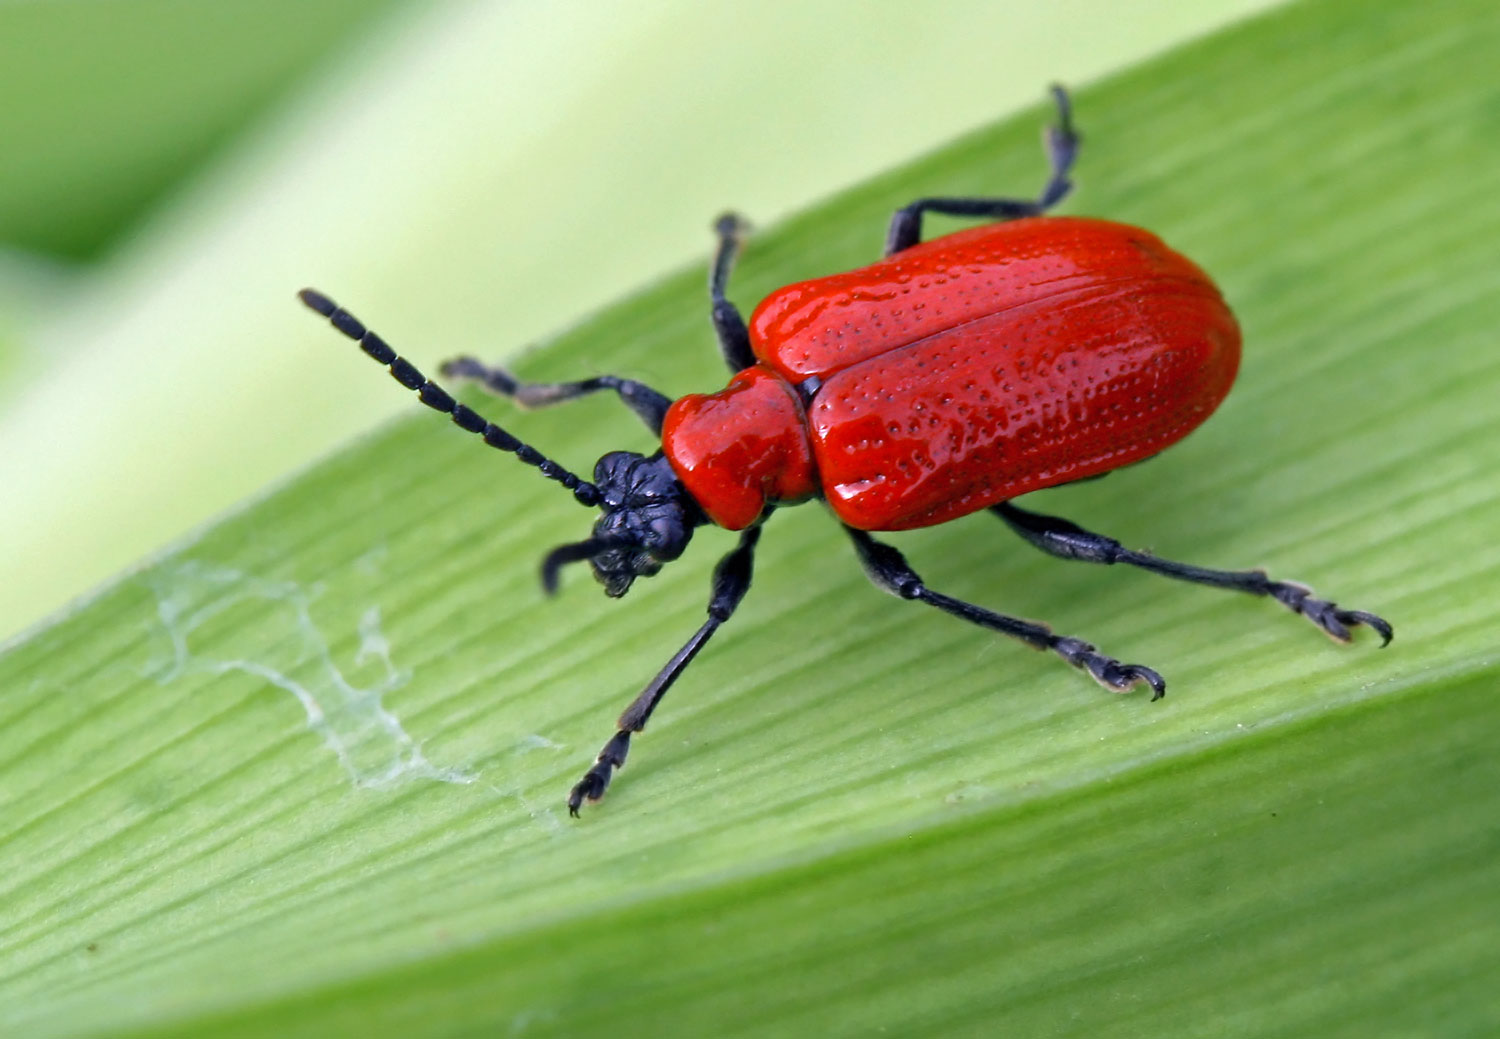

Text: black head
xmin=297 ymin=289 xmax=703 ymax=600
xmin=542 ymin=452 xmax=703 ymax=598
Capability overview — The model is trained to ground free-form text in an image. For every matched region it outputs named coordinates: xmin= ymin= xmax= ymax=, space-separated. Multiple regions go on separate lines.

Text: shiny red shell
xmin=663 ymin=216 xmax=1241 ymax=531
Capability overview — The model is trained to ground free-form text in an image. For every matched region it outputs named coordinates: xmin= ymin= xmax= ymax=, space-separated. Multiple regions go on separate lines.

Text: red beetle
xmin=300 ymin=88 xmax=1390 ymax=814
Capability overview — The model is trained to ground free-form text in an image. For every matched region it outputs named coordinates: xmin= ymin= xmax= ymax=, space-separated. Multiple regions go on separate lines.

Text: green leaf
xmin=3 ymin=0 xmax=1497 ymax=1035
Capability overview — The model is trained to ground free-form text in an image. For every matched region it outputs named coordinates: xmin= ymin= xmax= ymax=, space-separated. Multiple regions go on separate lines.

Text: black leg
xmin=845 ymin=527 xmax=1164 ymax=699
xmin=568 ymin=524 xmax=762 ymax=815
xmin=885 ymin=85 xmax=1079 ymax=255
xmin=709 ymin=212 xmax=757 ymax=373
xmin=993 ymin=502 xmax=1394 ymax=645
xmin=439 ymin=357 xmax=672 ymax=436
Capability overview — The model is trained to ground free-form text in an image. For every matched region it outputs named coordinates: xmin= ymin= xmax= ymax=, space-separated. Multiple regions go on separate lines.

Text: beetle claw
xmin=1272 ymin=583 xmax=1394 ymax=647
xmin=1054 ymin=637 xmax=1166 ymax=699
xmin=1114 ymin=663 xmax=1167 ymax=701
xmin=566 ymin=771 xmax=608 ymax=817
xmin=567 ymin=730 xmax=631 ymax=817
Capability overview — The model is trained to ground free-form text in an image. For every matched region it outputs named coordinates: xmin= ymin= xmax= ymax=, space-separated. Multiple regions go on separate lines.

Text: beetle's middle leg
xmin=440 ymin=359 xmax=672 ymax=435
xmin=884 ymin=85 xmax=1079 ymax=255
xmin=845 ymin=527 xmax=1165 ymax=698
xmin=993 ymin=502 xmax=1394 ymax=645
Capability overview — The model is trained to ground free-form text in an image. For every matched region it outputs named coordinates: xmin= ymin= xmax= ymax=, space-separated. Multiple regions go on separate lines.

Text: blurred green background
xmin=0 ymin=0 xmax=1279 ymax=644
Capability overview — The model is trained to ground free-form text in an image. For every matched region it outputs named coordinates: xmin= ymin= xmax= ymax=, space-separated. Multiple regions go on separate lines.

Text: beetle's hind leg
xmin=993 ymin=501 xmax=1393 ymax=645
xmin=708 ymin=212 xmax=757 ymax=373
xmin=439 ymin=359 xmax=672 ymax=435
xmin=845 ymin=527 xmax=1165 ymax=699
xmin=884 ymin=85 xmax=1079 ymax=255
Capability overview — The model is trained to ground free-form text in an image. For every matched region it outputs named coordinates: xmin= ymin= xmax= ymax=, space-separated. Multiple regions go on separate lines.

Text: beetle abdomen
xmin=810 ymin=273 xmax=1240 ymax=530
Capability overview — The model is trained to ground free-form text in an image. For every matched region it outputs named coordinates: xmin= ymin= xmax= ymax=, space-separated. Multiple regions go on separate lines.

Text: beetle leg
xmin=993 ymin=502 xmax=1394 ymax=645
xmin=884 ymin=85 xmax=1079 ymax=255
xmin=439 ymin=358 xmax=672 ymax=435
xmin=568 ymin=525 xmax=762 ymax=815
xmin=709 ymin=212 xmax=757 ymax=373
xmin=845 ymin=527 xmax=1165 ymax=699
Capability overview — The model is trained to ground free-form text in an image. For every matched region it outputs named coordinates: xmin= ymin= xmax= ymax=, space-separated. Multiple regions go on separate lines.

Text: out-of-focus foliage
xmin=0 ymin=0 xmax=404 ymax=260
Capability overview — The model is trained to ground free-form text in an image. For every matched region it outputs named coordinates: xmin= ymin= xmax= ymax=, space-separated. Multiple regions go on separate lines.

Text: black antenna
xmin=299 ymin=289 xmax=601 ymax=507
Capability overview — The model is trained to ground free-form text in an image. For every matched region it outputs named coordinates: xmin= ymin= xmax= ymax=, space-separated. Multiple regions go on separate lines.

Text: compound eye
xmin=645 ymin=513 xmax=690 ymax=561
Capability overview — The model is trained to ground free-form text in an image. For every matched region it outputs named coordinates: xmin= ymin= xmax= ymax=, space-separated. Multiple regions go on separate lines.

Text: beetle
xmin=299 ymin=87 xmax=1391 ymax=815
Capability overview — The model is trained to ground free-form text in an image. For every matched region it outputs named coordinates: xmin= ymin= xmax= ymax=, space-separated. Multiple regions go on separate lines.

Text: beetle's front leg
xmin=440 ymin=359 xmax=672 ymax=435
xmin=845 ymin=528 xmax=1164 ymax=699
xmin=569 ymin=525 xmax=762 ymax=815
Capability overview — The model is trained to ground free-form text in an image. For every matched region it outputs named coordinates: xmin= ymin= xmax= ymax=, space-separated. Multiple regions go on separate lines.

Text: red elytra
xmin=301 ymin=87 xmax=1389 ymax=816
xmin=662 ymin=216 xmax=1241 ymax=531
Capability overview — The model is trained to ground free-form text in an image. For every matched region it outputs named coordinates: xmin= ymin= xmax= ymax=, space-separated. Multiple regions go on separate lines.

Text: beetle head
xmin=542 ymin=451 xmax=701 ymax=598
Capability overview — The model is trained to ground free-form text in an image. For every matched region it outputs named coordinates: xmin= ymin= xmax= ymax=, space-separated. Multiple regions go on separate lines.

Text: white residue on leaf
xmin=151 ymin=561 xmax=474 ymax=788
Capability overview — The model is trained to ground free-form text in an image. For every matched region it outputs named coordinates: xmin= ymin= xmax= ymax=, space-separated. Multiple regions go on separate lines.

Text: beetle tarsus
xmin=713 ymin=211 xmax=752 ymax=242
xmin=1040 ymin=84 xmax=1079 ymax=209
xmin=1053 ymin=637 xmax=1166 ymax=700
xmin=1271 ymin=583 xmax=1394 ymax=646
xmin=440 ymin=355 xmax=521 ymax=397
xmin=566 ymin=771 xmax=607 ymax=817
xmin=568 ymin=730 xmax=632 ymax=817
